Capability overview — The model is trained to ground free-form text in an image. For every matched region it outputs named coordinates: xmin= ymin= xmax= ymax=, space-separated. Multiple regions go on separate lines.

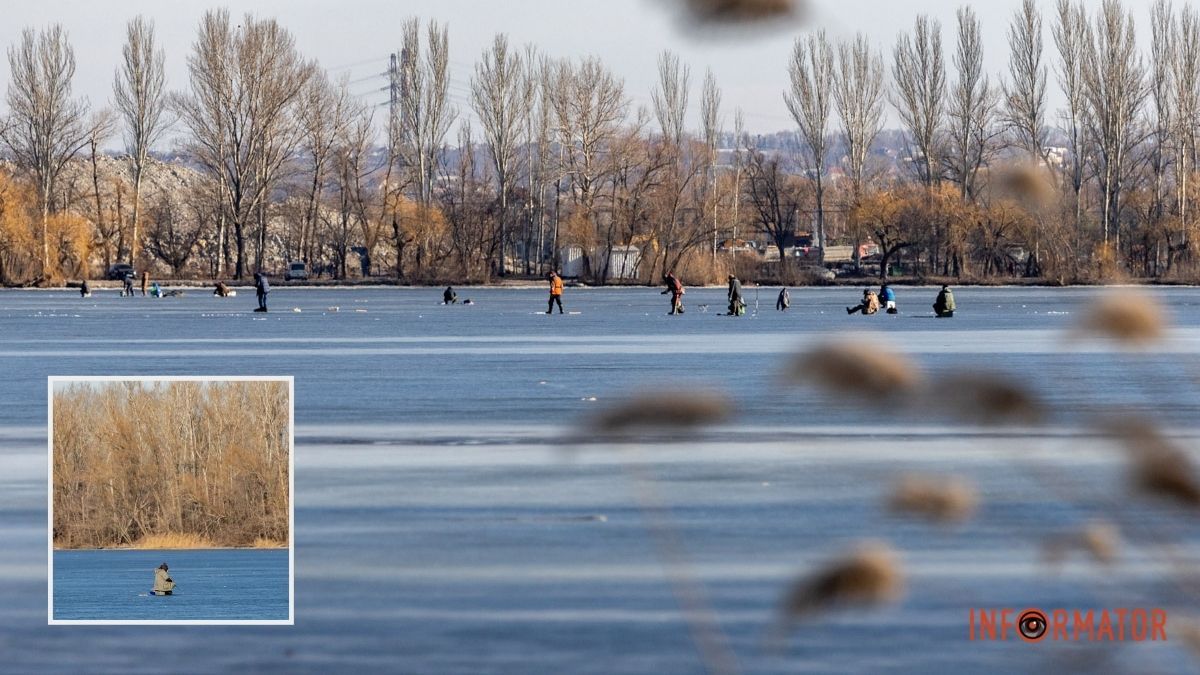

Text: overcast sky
xmin=0 ymin=0 xmax=1160 ymax=145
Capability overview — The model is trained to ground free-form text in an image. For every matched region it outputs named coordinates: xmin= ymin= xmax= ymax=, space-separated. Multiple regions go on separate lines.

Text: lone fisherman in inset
xmin=152 ymin=563 xmax=175 ymax=596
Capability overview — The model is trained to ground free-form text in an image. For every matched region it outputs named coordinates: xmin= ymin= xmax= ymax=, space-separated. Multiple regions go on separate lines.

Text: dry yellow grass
xmin=252 ymin=537 xmax=288 ymax=548
xmin=129 ymin=533 xmax=216 ymax=549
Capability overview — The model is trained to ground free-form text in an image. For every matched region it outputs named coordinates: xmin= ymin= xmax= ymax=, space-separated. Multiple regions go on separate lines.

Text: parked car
xmin=284 ymin=261 xmax=308 ymax=281
xmin=797 ymin=266 xmax=836 ymax=282
xmin=106 ymin=263 xmax=135 ymax=280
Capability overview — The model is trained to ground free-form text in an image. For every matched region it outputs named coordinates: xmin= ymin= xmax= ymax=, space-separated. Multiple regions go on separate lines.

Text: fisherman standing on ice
xmin=254 ymin=271 xmax=270 ymax=312
xmin=546 ymin=272 xmax=564 ymax=314
xmin=122 ymin=272 xmax=135 ymax=298
xmin=80 ymin=280 xmax=90 ymax=298
xmin=152 ymin=563 xmax=175 ymax=596
xmin=726 ymin=274 xmax=744 ymax=316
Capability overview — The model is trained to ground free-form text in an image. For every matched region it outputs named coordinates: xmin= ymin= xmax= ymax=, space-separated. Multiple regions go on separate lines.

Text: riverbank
xmin=53 ymin=534 xmax=287 ymax=551
xmin=21 ymin=276 xmax=1200 ymax=290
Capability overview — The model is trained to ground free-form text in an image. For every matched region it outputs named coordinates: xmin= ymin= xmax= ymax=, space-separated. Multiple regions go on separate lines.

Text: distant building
xmin=558 ymin=245 xmax=585 ymax=278
xmin=607 ymin=245 xmax=641 ymax=280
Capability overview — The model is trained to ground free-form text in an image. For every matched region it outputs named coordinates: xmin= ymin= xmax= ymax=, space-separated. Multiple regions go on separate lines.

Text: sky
xmin=0 ymin=0 xmax=1161 ymax=146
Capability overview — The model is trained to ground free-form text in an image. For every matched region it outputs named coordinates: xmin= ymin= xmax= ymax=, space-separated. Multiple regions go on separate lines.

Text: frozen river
xmin=4 ymin=285 xmax=1200 ymax=673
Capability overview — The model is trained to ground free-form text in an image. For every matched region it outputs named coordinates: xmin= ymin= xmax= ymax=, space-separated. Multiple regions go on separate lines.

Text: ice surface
xmin=2 ymin=287 xmax=1198 ymax=673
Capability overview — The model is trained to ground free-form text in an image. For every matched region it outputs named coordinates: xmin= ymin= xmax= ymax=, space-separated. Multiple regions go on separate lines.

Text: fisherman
xmin=254 ymin=271 xmax=270 ymax=312
xmin=122 ymin=272 xmax=135 ymax=298
xmin=727 ymin=274 xmax=744 ymax=316
xmin=846 ymin=288 xmax=881 ymax=315
xmin=546 ymin=272 xmax=564 ymax=314
xmin=214 ymin=281 xmax=231 ymax=297
xmin=150 ymin=282 xmax=163 ymax=298
xmin=152 ymin=563 xmax=175 ymax=596
xmin=443 ymin=286 xmax=458 ymax=305
xmin=776 ymin=287 xmax=790 ymax=311
xmin=879 ymin=283 xmax=898 ymax=314
xmin=933 ymin=284 xmax=956 ymax=318
xmin=141 ymin=271 xmax=150 ymax=297
xmin=80 ymin=280 xmax=90 ymax=298
xmin=661 ymin=272 xmax=684 ymax=315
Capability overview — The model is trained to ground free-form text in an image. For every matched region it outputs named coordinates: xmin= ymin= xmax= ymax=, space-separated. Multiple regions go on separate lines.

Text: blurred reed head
xmin=1042 ymin=521 xmax=1120 ymax=567
xmin=928 ymin=373 xmax=1046 ymax=426
xmin=783 ymin=340 xmax=920 ymax=402
xmin=888 ymin=475 xmax=978 ymax=524
xmin=673 ymin=0 xmax=806 ymax=23
xmin=996 ymin=163 xmax=1055 ymax=207
xmin=779 ymin=540 xmax=904 ymax=623
xmin=1072 ymin=291 xmax=1167 ymax=345
xmin=661 ymin=0 xmax=810 ymax=39
xmin=1107 ymin=419 xmax=1200 ymax=508
xmin=585 ymin=389 xmax=733 ymax=438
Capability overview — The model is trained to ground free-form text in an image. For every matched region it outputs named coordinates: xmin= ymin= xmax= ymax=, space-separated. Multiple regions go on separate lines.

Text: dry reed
xmin=888 ymin=475 xmax=979 ymax=524
xmin=779 ymin=540 xmax=904 ymax=622
xmin=1072 ymin=291 xmax=1167 ymax=344
xmin=784 ymin=341 xmax=921 ymax=401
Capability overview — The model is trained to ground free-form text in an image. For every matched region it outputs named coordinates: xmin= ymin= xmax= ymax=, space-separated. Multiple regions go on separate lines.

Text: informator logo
xmin=968 ymin=608 xmax=1168 ymax=642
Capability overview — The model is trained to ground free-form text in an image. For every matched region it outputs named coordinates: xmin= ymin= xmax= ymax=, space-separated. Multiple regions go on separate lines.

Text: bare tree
xmin=1005 ymin=0 xmax=1049 ymax=165
xmin=892 ymin=15 xmax=946 ymax=188
xmin=113 ymin=16 xmax=168 ymax=266
xmin=834 ymin=34 xmax=885 ymax=207
xmin=295 ymin=72 xmax=355 ymax=265
xmin=945 ymin=6 xmax=998 ymax=201
xmin=700 ymin=68 xmax=722 ymax=256
xmin=744 ymin=148 xmax=805 ymax=265
xmin=1080 ymin=0 xmax=1146 ymax=245
xmin=175 ymin=10 xmax=313 ymax=279
xmin=652 ymin=51 xmax=689 ymax=146
xmin=1149 ymin=0 xmax=1177 ymax=235
xmin=1173 ymin=4 xmax=1200 ymax=263
xmin=471 ymin=33 xmax=524 ymax=276
xmin=547 ymin=57 xmax=628 ymax=215
xmin=3 ymin=25 xmax=90 ymax=278
xmin=834 ymin=34 xmax=885 ymax=270
xmin=85 ymin=108 xmax=118 ymax=268
xmin=785 ymin=30 xmax=834 ymax=253
xmin=1053 ymin=0 xmax=1088 ymax=235
xmin=395 ymin=18 xmax=456 ymax=208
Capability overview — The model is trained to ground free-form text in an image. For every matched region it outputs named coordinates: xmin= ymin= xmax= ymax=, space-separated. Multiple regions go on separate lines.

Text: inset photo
xmin=48 ymin=376 xmax=293 ymax=625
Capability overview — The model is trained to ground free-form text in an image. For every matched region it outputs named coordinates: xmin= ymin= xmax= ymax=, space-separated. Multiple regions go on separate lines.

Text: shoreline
xmin=53 ymin=546 xmax=288 ymax=551
xmin=12 ymin=279 xmax=1200 ymax=291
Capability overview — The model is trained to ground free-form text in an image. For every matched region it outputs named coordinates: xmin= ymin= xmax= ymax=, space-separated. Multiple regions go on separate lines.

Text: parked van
xmin=284 ymin=261 xmax=308 ymax=281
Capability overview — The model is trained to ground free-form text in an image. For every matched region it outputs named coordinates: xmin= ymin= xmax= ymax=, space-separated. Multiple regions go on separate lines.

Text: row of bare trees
xmin=53 ymin=381 xmax=290 ymax=549
xmin=3 ymin=2 xmax=1200 ymax=286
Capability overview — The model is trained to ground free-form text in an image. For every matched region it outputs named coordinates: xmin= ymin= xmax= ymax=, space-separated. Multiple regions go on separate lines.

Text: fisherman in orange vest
xmin=547 ymin=272 xmax=564 ymax=314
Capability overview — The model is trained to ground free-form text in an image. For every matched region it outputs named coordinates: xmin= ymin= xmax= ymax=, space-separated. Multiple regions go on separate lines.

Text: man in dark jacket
xmin=727 ymin=275 xmax=744 ymax=316
xmin=80 ymin=280 xmax=90 ymax=298
xmin=933 ymin=285 xmax=956 ymax=317
xmin=443 ymin=286 xmax=458 ymax=304
xmin=122 ymin=272 xmax=135 ymax=298
xmin=254 ymin=272 xmax=270 ymax=312
xmin=662 ymin=272 xmax=684 ymax=315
